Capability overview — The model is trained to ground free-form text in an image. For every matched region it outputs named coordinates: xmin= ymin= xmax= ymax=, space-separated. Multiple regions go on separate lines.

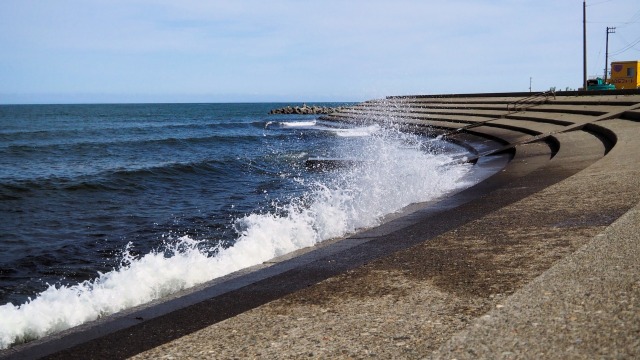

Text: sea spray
xmin=0 ymin=124 xmax=472 ymax=349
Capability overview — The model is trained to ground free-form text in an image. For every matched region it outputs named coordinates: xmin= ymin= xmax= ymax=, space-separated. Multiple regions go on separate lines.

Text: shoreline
xmin=3 ymin=90 xmax=640 ymax=359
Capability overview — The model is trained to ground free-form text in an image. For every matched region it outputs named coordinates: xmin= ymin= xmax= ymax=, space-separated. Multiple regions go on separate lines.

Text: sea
xmin=0 ymin=102 xmax=474 ymax=349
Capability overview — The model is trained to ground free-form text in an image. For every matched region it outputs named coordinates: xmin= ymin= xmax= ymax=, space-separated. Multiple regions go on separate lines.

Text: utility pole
xmin=583 ymin=0 xmax=588 ymax=91
xmin=604 ymin=26 xmax=616 ymax=82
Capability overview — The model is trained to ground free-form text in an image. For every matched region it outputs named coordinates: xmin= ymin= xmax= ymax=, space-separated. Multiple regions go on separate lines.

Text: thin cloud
xmin=1 ymin=0 xmax=638 ymax=103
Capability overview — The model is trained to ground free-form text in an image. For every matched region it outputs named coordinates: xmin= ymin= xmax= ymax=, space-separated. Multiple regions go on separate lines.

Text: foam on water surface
xmin=277 ymin=120 xmax=317 ymax=128
xmin=0 ymin=123 xmax=473 ymax=349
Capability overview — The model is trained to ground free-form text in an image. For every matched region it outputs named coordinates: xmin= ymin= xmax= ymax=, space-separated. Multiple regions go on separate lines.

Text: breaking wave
xmin=0 ymin=124 xmax=473 ymax=349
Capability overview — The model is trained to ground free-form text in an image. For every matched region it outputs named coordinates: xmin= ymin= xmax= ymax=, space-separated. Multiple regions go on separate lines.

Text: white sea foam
xmin=0 ymin=126 xmax=473 ymax=349
xmin=330 ymin=124 xmax=380 ymax=137
xmin=279 ymin=120 xmax=317 ymax=128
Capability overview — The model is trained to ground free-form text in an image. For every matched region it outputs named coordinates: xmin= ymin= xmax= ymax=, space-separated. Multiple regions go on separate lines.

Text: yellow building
xmin=609 ymin=61 xmax=640 ymax=89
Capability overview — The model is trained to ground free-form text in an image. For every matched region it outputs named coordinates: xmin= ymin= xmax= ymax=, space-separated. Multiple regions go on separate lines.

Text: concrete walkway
xmin=3 ymin=91 xmax=639 ymax=359
xmin=130 ymin=94 xmax=640 ymax=359
xmin=431 ymin=118 xmax=640 ymax=359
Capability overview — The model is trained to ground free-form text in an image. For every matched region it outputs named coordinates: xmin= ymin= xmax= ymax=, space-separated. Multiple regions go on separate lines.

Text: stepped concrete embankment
xmin=3 ymin=90 xmax=640 ymax=359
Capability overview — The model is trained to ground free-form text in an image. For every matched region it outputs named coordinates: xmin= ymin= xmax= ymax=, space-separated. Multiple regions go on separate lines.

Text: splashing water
xmin=0 ymin=125 xmax=472 ymax=349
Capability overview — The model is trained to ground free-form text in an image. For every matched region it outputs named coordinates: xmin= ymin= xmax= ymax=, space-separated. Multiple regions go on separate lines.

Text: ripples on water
xmin=0 ymin=103 xmax=472 ymax=348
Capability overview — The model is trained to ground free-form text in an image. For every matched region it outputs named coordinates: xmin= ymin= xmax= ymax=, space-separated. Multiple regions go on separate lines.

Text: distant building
xmin=609 ymin=61 xmax=640 ymax=89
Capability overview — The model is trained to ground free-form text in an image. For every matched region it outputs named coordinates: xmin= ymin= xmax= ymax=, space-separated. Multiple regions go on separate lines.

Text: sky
xmin=0 ymin=0 xmax=639 ymax=104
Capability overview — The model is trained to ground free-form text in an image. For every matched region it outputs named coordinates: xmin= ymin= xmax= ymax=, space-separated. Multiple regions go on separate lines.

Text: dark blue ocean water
xmin=0 ymin=103 xmax=354 ymax=305
xmin=0 ymin=102 xmax=474 ymax=348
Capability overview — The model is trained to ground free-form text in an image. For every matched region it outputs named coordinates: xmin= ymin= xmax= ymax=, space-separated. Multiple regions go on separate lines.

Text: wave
xmin=0 ymin=126 xmax=473 ymax=349
xmin=0 ymin=118 xmax=273 ymax=138
xmin=265 ymin=120 xmax=379 ymax=138
xmin=280 ymin=120 xmax=318 ymax=128
xmin=0 ymin=159 xmax=236 ymax=196
xmin=264 ymin=120 xmax=318 ymax=129
xmin=329 ymin=124 xmax=381 ymax=137
xmin=0 ymin=131 xmax=276 ymax=155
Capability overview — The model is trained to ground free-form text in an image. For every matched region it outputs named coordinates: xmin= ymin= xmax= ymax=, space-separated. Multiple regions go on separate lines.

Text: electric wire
xmin=610 ymin=33 xmax=640 ymax=56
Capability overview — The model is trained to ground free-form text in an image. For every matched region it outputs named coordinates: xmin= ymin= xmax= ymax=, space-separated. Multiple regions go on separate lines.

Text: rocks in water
xmin=269 ymin=104 xmax=344 ymax=115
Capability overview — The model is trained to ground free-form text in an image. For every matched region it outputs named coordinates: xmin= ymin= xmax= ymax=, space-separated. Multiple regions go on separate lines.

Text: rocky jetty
xmin=269 ymin=104 xmax=344 ymax=115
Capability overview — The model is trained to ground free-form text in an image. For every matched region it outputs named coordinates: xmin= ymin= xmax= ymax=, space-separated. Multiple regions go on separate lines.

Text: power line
xmin=610 ymin=34 xmax=640 ymax=56
xmin=617 ymin=32 xmax=640 ymax=48
xmin=588 ymin=0 xmax=614 ymax=6
xmin=585 ymin=4 xmax=640 ymax=26
xmin=624 ymin=9 xmax=640 ymax=24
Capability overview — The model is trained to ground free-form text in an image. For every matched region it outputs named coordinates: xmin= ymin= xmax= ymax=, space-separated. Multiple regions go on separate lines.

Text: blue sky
xmin=1 ymin=0 xmax=639 ymax=104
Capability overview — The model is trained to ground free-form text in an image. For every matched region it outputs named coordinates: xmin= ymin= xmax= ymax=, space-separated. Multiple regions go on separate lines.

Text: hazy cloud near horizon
xmin=1 ymin=0 xmax=639 ymax=103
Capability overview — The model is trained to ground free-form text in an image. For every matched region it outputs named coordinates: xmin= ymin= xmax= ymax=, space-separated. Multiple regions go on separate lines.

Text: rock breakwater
xmin=269 ymin=104 xmax=345 ymax=115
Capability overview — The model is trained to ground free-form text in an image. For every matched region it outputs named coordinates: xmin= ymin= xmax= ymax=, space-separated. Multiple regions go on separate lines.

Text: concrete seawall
xmin=3 ymin=91 xmax=640 ymax=359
